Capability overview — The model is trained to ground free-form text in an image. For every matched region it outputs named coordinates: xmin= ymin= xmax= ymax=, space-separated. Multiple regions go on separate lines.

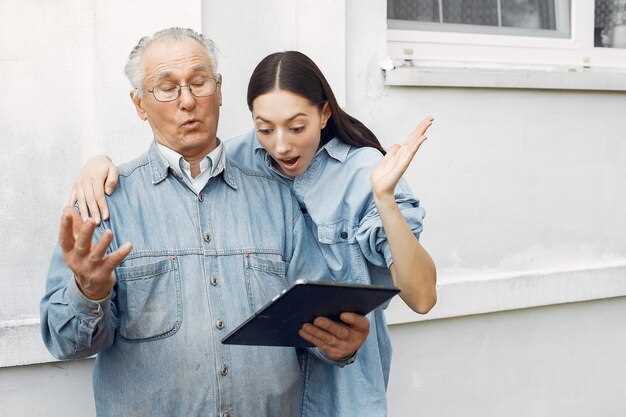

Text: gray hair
xmin=124 ymin=27 xmax=218 ymax=97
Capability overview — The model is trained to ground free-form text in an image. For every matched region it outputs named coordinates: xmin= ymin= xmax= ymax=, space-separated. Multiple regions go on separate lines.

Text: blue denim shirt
xmin=226 ymin=131 xmax=426 ymax=417
xmin=41 ymin=142 xmax=336 ymax=417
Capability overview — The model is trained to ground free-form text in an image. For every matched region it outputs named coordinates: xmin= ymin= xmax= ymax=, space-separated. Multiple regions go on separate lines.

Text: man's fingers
xmin=74 ymin=219 xmax=97 ymax=256
xmin=340 ymin=312 xmax=370 ymax=333
xmin=90 ymin=229 xmax=113 ymax=260
xmin=313 ymin=317 xmax=351 ymax=340
xmin=104 ymin=166 xmax=119 ymax=196
xmin=59 ymin=209 xmax=76 ymax=253
xmin=103 ymin=242 xmax=133 ymax=270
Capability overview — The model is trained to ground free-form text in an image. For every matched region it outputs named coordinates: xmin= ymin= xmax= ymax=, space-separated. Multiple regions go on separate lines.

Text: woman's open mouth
xmin=278 ymin=156 xmax=300 ymax=171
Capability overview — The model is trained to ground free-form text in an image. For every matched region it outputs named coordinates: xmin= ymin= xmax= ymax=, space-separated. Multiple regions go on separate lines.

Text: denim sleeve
xmin=355 ymin=178 xmax=426 ymax=269
xmin=40 ymin=222 xmax=118 ymax=360
xmin=286 ymin=202 xmax=356 ymax=368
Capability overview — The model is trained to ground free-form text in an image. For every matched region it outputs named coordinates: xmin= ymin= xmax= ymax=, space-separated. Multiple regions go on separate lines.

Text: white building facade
xmin=1 ymin=1 xmax=626 ymax=416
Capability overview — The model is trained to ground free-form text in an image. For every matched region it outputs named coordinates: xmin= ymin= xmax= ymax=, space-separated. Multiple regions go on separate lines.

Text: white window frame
xmin=385 ymin=0 xmax=626 ymax=90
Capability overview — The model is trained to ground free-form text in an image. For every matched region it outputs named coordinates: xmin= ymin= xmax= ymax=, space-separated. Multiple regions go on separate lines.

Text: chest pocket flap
xmin=317 ymin=219 xmax=356 ymax=244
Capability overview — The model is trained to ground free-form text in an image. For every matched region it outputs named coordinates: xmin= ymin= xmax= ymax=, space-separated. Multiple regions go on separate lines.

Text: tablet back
xmin=221 ymin=281 xmax=400 ymax=348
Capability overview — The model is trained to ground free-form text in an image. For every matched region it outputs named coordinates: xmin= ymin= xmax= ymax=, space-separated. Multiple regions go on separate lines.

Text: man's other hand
xmin=59 ymin=207 xmax=132 ymax=300
xmin=299 ymin=312 xmax=369 ymax=361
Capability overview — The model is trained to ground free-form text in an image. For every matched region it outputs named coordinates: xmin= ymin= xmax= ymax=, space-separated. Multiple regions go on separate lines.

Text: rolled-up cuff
xmin=67 ymin=275 xmax=111 ymax=319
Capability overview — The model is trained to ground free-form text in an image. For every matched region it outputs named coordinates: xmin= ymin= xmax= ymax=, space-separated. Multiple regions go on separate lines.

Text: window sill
xmin=383 ymin=63 xmax=626 ymax=91
xmin=386 ymin=261 xmax=626 ymax=325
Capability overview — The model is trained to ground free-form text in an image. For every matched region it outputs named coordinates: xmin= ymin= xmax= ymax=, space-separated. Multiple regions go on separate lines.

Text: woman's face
xmin=252 ymin=89 xmax=331 ymax=177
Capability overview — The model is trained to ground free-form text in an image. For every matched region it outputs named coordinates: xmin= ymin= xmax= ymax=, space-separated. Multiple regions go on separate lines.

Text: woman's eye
xmin=257 ymin=128 xmax=273 ymax=135
xmin=290 ymin=126 xmax=305 ymax=133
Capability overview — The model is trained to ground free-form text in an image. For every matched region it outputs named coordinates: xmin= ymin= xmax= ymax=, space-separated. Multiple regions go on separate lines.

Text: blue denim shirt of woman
xmin=226 ymin=130 xmax=426 ymax=417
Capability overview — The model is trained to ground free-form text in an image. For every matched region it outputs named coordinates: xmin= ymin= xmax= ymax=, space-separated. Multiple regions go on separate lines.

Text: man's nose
xmin=178 ymin=85 xmax=196 ymax=110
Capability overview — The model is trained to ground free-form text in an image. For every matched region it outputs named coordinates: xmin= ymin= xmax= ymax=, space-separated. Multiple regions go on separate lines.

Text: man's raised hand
xmin=59 ymin=207 xmax=132 ymax=300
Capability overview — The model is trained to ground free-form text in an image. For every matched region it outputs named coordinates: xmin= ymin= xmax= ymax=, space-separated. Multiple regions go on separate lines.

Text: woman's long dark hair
xmin=247 ymin=51 xmax=386 ymax=155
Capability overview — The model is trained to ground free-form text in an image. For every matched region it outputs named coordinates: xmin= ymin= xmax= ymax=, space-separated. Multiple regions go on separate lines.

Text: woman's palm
xmin=371 ymin=117 xmax=433 ymax=197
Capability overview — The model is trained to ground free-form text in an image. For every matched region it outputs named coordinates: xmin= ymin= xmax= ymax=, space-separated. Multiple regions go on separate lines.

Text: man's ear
xmin=130 ymin=90 xmax=148 ymax=121
xmin=216 ymin=74 xmax=223 ymax=107
xmin=320 ymin=102 xmax=332 ymax=129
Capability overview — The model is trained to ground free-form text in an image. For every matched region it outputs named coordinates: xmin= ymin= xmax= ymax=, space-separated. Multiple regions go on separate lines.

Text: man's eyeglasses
xmin=147 ymin=75 xmax=221 ymax=102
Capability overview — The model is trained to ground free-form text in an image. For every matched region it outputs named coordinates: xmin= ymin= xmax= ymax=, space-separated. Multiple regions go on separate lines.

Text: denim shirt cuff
xmin=67 ymin=275 xmax=111 ymax=320
xmin=315 ymin=347 xmax=358 ymax=368
xmin=381 ymin=242 xmax=393 ymax=268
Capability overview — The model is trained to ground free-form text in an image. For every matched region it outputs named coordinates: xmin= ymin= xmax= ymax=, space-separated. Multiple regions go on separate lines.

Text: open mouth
xmin=278 ymin=156 xmax=300 ymax=170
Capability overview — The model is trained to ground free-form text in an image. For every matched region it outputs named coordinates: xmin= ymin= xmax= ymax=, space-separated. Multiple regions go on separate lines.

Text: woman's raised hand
xmin=370 ymin=116 xmax=433 ymax=201
xmin=67 ymin=155 xmax=119 ymax=224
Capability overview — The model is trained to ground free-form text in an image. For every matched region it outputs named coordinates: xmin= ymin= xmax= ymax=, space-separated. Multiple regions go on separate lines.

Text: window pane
xmin=388 ymin=0 xmax=570 ymax=38
xmin=501 ymin=0 xmax=556 ymax=30
xmin=595 ymin=0 xmax=626 ymax=48
xmin=387 ymin=0 xmax=440 ymax=23
xmin=442 ymin=0 xmax=499 ymax=26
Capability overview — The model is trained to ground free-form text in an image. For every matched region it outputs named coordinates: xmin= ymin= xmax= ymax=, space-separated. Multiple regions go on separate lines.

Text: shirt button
xmin=221 ymin=365 xmax=229 ymax=376
xmin=203 ymin=233 xmax=211 ymax=242
xmin=216 ymin=320 xmax=224 ymax=330
xmin=340 ymin=231 xmax=348 ymax=239
xmin=210 ymin=277 xmax=218 ymax=286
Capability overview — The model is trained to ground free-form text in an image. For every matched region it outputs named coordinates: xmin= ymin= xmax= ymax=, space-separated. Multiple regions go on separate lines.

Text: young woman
xmin=71 ymin=51 xmax=436 ymax=417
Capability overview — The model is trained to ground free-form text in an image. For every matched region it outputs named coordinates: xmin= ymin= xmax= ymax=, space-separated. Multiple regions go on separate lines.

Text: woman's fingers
xmin=340 ymin=312 xmax=370 ymax=333
xmin=75 ymin=184 xmax=89 ymax=222
xmin=104 ymin=165 xmax=119 ymax=196
xmin=66 ymin=189 xmax=77 ymax=207
xmin=411 ymin=116 xmax=433 ymax=139
xmin=83 ymin=181 xmax=101 ymax=224
xmin=313 ymin=317 xmax=351 ymax=340
xmin=299 ymin=327 xmax=331 ymax=349
xmin=93 ymin=177 xmax=109 ymax=221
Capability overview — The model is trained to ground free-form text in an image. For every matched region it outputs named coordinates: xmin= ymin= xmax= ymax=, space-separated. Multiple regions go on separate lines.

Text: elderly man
xmin=41 ymin=28 xmax=368 ymax=417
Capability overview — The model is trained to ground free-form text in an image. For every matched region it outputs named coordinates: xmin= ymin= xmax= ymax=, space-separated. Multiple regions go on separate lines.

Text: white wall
xmin=387 ymin=296 xmax=626 ymax=417
xmin=4 ymin=297 xmax=626 ymax=417
xmin=0 ymin=0 xmax=202 ymax=367
xmin=2 ymin=0 xmax=626 ymax=416
xmin=346 ymin=0 xmax=626 ymax=276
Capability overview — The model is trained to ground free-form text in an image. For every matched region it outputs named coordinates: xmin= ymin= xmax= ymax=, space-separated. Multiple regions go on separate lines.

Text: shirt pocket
xmin=115 ymin=257 xmax=182 ymax=342
xmin=243 ymin=253 xmax=288 ymax=313
xmin=316 ymin=218 xmax=368 ymax=283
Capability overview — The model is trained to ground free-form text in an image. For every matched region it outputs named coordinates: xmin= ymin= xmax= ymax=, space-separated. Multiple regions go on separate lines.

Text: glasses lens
xmin=154 ymin=87 xmax=178 ymax=102
xmin=190 ymin=79 xmax=216 ymax=97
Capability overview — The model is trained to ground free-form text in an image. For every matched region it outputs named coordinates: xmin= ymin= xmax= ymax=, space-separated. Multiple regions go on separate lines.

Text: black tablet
xmin=221 ymin=280 xmax=400 ymax=348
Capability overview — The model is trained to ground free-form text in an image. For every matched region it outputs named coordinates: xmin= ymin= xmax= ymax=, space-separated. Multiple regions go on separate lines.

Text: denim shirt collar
xmin=147 ymin=141 xmax=238 ymax=189
xmin=317 ymin=137 xmax=350 ymax=162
